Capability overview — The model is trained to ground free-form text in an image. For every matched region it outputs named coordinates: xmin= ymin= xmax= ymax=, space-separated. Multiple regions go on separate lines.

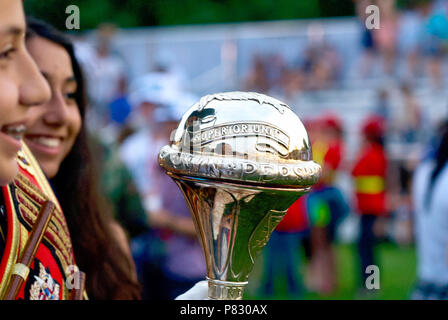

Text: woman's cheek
xmin=0 ymin=78 xmax=20 ymax=185
xmin=69 ymin=107 xmax=82 ymax=144
xmin=0 ymin=77 xmax=20 ymax=118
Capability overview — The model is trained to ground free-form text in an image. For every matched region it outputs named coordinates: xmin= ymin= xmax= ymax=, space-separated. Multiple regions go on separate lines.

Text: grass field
xmin=245 ymin=242 xmax=417 ymax=300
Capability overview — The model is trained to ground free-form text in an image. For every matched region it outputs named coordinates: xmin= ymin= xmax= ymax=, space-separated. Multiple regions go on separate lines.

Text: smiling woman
xmin=0 ymin=0 xmax=50 ymax=185
xmin=24 ymin=35 xmax=82 ymax=179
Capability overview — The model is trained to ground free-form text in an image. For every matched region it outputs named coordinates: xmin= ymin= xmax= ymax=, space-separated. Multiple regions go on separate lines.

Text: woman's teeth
xmin=1 ymin=124 xmax=26 ymax=140
xmin=29 ymin=137 xmax=61 ymax=148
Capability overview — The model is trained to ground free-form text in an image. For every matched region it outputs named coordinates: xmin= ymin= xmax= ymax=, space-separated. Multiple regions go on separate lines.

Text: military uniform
xmin=0 ymin=144 xmax=83 ymax=300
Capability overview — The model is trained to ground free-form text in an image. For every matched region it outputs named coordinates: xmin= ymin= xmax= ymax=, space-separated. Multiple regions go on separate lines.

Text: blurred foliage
xmin=24 ymin=0 xmax=355 ymax=31
xmin=397 ymin=0 xmax=433 ymax=10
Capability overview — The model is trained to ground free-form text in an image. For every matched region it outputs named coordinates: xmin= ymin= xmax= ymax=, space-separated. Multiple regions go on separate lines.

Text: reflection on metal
xmin=159 ymin=91 xmax=321 ymax=299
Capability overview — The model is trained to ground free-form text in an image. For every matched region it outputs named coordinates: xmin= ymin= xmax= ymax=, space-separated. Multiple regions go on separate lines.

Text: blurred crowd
xmin=244 ymin=0 xmax=448 ymax=98
xmin=69 ymin=0 xmax=448 ymax=300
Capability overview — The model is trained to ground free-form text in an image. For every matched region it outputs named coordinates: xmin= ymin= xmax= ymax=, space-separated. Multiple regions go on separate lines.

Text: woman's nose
xmin=43 ymin=92 xmax=69 ymax=125
xmin=18 ymin=49 xmax=51 ymax=107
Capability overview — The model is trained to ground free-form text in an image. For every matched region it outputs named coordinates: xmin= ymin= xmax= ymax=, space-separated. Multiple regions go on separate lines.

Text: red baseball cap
xmin=320 ymin=113 xmax=343 ymax=133
xmin=362 ymin=115 xmax=385 ymax=137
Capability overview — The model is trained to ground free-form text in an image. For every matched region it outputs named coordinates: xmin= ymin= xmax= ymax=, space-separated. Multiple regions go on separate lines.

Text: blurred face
xmin=0 ymin=0 xmax=51 ymax=185
xmin=25 ymin=36 xmax=81 ymax=179
xmin=139 ymin=101 xmax=157 ymax=122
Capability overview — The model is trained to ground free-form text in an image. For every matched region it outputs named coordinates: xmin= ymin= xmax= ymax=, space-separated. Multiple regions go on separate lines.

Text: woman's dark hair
xmin=26 ymin=17 xmax=141 ymax=299
xmin=426 ymin=120 xmax=448 ymax=209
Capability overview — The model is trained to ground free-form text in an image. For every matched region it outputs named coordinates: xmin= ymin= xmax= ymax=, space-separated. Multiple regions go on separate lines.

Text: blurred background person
xmin=305 ymin=114 xmax=349 ymax=294
xmin=355 ymin=0 xmax=378 ymax=78
xmin=139 ymin=106 xmax=206 ymax=299
xmin=418 ymin=0 xmax=448 ymax=89
xmin=95 ymin=135 xmax=150 ymax=241
xmin=411 ymin=119 xmax=448 ymax=300
xmin=351 ymin=115 xmax=388 ymax=296
xmin=374 ymin=0 xmax=399 ymax=76
xmin=397 ymin=82 xmax=424 ymax=144
xmin=80 ymin=23 xmax=128 ymax=129
xmin=119 ymin=73 xmax=169 ymax=211
xmin=260 ymin=196 xmax=309 ymax=299
xmin=399 ymin=1 xmax=426 ymax=83
xmin=372 ymin=87 xmax=391 ymax=129
xmin=244 ymin=54 xmax=269 ymax=93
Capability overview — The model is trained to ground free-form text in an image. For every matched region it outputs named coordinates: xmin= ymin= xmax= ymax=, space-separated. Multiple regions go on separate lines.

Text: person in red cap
xmin=351 ymin=115 xmax=388 ymax=295
xmin=304 ymin=114 xmax=349 ymax=294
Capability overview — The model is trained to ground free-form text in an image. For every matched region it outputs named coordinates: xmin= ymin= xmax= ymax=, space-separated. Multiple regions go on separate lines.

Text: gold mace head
xmin=158 ymin=91 xmax=321 ymax=299
xmin=159 ymin=91 xmax=321 ymax=188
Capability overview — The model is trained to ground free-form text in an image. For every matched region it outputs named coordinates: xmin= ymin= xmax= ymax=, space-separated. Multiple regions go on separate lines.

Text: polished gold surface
xmin=158 ymin=91 xmax=321 ymax=299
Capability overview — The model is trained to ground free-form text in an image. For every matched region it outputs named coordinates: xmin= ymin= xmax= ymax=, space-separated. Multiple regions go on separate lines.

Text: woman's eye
xmin=65 ymin=92 xmax=77 ymax=102
xmin=0 ymin=47 xmax=16 ymax=60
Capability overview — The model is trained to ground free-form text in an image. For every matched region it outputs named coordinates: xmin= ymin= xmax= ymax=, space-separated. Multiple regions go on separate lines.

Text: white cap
xmin=128 ymin=72 xmax=178 ymax=109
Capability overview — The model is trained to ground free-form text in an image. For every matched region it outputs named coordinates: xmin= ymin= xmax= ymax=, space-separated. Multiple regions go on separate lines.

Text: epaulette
xmin=0 ymin=143 xmax=84 ymax=300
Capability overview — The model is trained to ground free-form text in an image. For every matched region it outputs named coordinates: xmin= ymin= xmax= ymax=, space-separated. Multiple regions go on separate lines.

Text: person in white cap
xmin=119 ymin=72 xmax=173 ymax=211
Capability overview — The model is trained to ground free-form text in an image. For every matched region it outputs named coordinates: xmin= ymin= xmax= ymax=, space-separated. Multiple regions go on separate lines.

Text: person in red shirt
xmin=305 ymin=114 xmax=349 ymax=294
xmin=261 ymin=195 xmax=309 ymax=298
xmin=351 ymin=115 xmax=388 ymax=292
xmin=259 ymin=118 xmax=317 ymax=298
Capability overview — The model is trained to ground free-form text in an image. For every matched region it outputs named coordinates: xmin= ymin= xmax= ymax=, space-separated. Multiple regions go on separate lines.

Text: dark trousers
xmin=263 ymin=231 xmax=302 ymax=297
xmin=358 ymin=214 xmax=377 ymax=285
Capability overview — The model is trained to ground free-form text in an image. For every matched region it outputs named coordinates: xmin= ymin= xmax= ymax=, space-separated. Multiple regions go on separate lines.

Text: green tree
xmin=24 ymin=0 xmax=354 ymax=31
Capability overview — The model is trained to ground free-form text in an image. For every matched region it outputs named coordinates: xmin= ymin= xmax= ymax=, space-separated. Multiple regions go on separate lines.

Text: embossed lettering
xmin=192 ymin=122 xmax=290 ymax=150
xmin=259 ymin=164 xmax=275 ymax=181
xmin=241 ymin=161 xmax=257 ymax=175
xmin=279 ymin=165 xmax=290 ymax=176
xmin=293 ymin=166 xmax=304 ymax=178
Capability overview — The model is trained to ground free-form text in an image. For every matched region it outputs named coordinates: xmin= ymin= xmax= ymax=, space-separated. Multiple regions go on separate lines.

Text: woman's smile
xmin=0 ymin=121 xmax=26 ymax=153
xmin=25 ymin=133 xmax=64 ymax=155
